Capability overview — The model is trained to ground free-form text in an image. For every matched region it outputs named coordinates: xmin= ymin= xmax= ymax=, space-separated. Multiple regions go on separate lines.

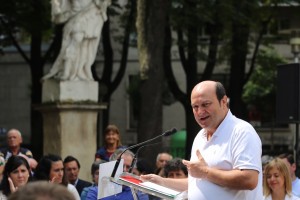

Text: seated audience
xmin=132 ymin=158 xmax=154 ymax=176
xmin=155 ymin=152 xmax=173 ymax=169
xmin=95 ymin=125 xmax=126 ymax=162
xmin=63 ymin=155 xmax=92 ymax=195
xmin=34 ymin=154 xmax=80 ymax=200
xmin=164 ymin=158 xmax=188 ymax=179
xmin=0 ymin=155 xmax=33 ymax=199
xmin=0 ymin=156 xmax=5 ymax=181
xmin=86 ymin=149 xmax=149 ymax=200
xmin=262 ymin=155 xmax=273 ymax=171
xmin=154 ymin=167 xmax=165 ymax=177
xmin=81 ymin=160 xmax=106 ymax=200
xmin=133 ymin=159 xmax=159 ymax=200
xmin=263 ymin=158 xmax=300 ymax=200
xmin=0 ymin=129 xmax=37 ymax=171
xmin=278 ymin=153 xmax=300 ymax=197
xmin=155 ymin=152 xmax=172 ymax=177
xmin=8 ymin=181 xmax=76 ymax=200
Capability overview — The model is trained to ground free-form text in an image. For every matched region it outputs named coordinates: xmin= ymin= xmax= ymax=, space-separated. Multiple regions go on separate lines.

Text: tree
xmin=227 ymin=0 xmax=255 ymax=119
xmin=164 ymin=0 xmax=225 ymax=158
xmin=243 ymin=48 xmax=287 ymax=125
xmin=92 ymin=0 xmax=136 ymax=144
xmin=163 ymin=0 xmax=285 ymax=158
xmin=0 ymin=0 xmax=134 ymax=153
xmin=0 ymin=0 xmax=59 ymax=159
xmin=136 ymin=0 xmax=170 ymax=166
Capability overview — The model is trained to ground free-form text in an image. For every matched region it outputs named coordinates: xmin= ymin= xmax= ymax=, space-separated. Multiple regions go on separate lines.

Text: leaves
xmin=0 ymin=0 xmax=52 ymax=45
xmin=243 ymin=48 xmax=287 ymax=103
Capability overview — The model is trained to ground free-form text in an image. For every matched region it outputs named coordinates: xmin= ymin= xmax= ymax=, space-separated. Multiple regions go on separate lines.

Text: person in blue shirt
xmin=86 ymin=184 xmax=149 ymax=200
xmin=86 ymin=150 xmax=149 ymax=200
xmin=81 ymin=160 xmax=107 ymax=200
xmin=95 ymin=125 xmax=126 ymax=162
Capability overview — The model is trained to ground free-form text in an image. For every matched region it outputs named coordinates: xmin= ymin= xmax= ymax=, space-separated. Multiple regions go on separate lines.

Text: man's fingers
xmin=196 ymin=149 xmax=202 ymax=160
xmin=140 ymin=174 xmax=162 ymax=184
xmin=140 ymin=174 xmax=151 ymax=181
xmin=182 ymin=159 xmax=190 ymax=166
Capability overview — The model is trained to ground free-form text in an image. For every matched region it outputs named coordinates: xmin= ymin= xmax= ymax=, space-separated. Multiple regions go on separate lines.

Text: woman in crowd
xmin=0 ymin=155 xmax=32 ymax=199
xmin=34 ymin=154 xmax=80 ymax=200
xmin=263 ymin=158 xmax=300 ymax=200
xmin=95 ymin=124 xmax=125 ymax=161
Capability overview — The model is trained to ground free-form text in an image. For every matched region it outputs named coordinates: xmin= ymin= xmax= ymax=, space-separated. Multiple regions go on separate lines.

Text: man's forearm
xmin=162 ymin=178 xmax=188 ymax=192
xmin=205 ymin=168 xmax=259 ymax=190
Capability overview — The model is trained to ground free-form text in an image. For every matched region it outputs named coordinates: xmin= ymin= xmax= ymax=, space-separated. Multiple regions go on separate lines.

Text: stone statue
xmin=43 ymin=0 xmax=111 ymax=81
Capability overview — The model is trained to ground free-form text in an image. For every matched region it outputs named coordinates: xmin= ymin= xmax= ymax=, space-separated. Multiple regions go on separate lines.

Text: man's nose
xmin=196 ymin=107 xmax=206 ymax=115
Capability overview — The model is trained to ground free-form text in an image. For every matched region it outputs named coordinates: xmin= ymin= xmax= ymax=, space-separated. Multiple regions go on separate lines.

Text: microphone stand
xmin=128 ymin=142 xmax=161 ymax=173
xmin=110 ymin=128 xmax=177 ymax=178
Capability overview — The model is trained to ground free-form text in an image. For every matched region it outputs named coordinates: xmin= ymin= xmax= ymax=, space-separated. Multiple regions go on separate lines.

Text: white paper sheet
xmin=98 ymin=159 xmax=124 ymax=199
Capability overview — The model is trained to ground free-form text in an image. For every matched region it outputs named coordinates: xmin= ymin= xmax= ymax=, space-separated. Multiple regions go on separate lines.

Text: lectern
xmin=116 ymin=172 xmax=187 ymax=200
xmin=98 ymin=160 xmax=187 ymax=200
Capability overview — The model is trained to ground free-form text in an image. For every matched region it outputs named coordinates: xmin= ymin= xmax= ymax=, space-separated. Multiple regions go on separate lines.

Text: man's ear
xmin=221 ymin=96 xmax=228 ymax=108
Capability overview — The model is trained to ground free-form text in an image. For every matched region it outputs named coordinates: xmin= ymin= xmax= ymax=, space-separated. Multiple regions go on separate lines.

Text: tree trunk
xmin=228 ymin=1 xmax=251 ymax=120
xmin=136 ymin=0 xmax=170 ymax=168
xmin=30 ymin=31 xmax=44 ymax=160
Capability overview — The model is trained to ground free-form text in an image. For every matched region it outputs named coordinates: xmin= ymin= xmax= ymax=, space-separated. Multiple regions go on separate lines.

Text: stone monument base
xmin=42 ymin=79 xmax=98 ymax=102
xmin=39 ymin=80 xmax=106 ymax=181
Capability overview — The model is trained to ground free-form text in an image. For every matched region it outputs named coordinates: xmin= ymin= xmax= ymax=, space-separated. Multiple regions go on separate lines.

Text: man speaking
xmin=141 ymin=81 xmax=262 ymax=200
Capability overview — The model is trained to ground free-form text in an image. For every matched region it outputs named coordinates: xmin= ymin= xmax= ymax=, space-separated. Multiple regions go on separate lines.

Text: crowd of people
xmin=1 ymin=80 xmax=300 ymax=200
xmin=0 ymin=126 xmax=179 ymax=200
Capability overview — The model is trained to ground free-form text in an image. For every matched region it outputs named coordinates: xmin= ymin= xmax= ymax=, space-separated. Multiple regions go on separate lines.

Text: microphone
xmin=110 ymin=127 xmax=177 ymax=178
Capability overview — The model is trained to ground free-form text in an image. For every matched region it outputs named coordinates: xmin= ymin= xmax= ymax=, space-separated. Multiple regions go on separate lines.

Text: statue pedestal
xmin=38 ymin=80 xmax=106 ymax=181
xmin=42 ymin=79 xmax=99 ymax=102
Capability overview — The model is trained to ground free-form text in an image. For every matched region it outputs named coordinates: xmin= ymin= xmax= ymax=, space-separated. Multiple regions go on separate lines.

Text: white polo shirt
xmin=188 ymin=110 xmax=263 ymax=200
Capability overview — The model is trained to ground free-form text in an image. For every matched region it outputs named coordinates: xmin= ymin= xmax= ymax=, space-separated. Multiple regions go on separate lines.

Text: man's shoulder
xmin=78 ymin=179 xmax=92 ymax=186
xmin=224 ymin=113 xmax=258 ymax=136
xmin=86 ymin=185 xmax=97 ymax=195
xmin=19 ymin=147 xmax=33 ymax=157
xmin=293 ymin=177 xmax=300 ymax=186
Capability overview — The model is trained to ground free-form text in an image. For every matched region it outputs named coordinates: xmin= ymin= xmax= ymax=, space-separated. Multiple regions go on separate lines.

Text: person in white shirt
xmin=141 ymin=80 xmax=263 ymax=200
xmin=34 ymin=154 xmax=80 ymax=200
xmin=263 ymin=158 xmax=300 ymax=200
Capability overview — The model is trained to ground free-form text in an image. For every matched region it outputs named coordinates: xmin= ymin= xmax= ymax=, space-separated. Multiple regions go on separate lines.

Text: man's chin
xmin=198 ymin=122 xmax=207 ymax=128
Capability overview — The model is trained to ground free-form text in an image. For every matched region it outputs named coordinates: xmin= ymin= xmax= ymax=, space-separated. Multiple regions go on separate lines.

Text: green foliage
xmin=0 ymin=0 xmax=52 ymax=44
xmin=243 ymin=48 xmax=287 ymax=103
xmin=242 ymin=48 xmax=287 ymax=124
